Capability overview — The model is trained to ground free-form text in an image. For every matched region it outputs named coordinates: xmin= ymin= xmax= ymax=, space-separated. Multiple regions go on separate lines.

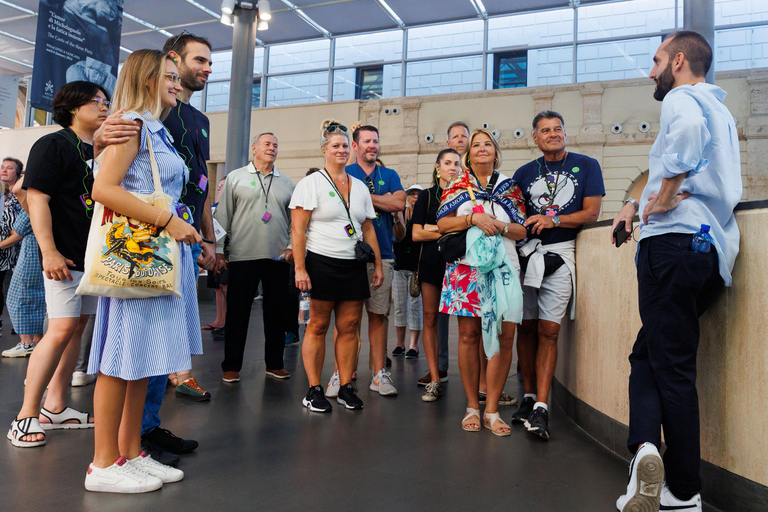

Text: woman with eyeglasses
xmin=86 ymin=50 xmax=201 ymax=493
xmin=290 ymin=120 xmax=383 ymax=413
xmin=410 ymin=148 xmax=462 ymax=402
xmin=8 ymin=81 xmax=108 ymax=452
xmin=437 ymin=128 xmax=527 ymax=436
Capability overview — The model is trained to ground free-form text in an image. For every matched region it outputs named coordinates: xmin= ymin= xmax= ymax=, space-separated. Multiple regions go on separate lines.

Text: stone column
xmin=746 ymin=69 xmax=768 ymax=201
xmin=397 ymin=98 xmax=421 ymax=185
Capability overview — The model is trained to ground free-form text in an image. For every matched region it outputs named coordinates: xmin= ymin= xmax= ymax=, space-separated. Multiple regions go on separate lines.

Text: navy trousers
xmin=628 ymin=233 xmax=724 ymax=495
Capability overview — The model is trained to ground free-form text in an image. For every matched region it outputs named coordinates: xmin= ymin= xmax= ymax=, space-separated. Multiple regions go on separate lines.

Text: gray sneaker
xmin=421 ymin=381 xmax=443 ymax=402
xmin=2 ymin=341 xmax=35 ymax=358
xmin=326 ymin=371 xmax=340 ymax=398
xmin=370 ymin=369 xmax=397 ymax=396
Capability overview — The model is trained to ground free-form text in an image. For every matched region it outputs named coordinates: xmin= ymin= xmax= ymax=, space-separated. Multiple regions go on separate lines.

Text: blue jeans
xmin=141 ymin=243 xmax=203 ymax=435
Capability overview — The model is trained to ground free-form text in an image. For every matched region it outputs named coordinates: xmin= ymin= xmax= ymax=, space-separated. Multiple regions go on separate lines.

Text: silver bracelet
xmin=624 ymin=198 xmax=639 ymax=212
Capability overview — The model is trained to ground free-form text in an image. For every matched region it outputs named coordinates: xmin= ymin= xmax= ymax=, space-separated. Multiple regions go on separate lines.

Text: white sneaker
xmin=2 ymin=341 xmax=35 ymax=358
xmin=660 ymin=483 xmax=702 ymax=511
xmin=129 ymin=452 xmax=184 ymax=483
xmin=326 ymin=371 xmax=340 ymax=398
xmin=616 ymin=442 xmax=664 ymax=511
xmin=369 ymin=369 xmax=397 ymax=396
xmin=84 ymin=456 xmax=163 ymax=493
xmin=72 ymin=371 xmax=96 ymax=387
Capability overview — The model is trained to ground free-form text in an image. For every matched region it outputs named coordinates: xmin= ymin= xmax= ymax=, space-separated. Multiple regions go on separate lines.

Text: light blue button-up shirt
xmin=639 ymin=83 xmax=742 ymax=286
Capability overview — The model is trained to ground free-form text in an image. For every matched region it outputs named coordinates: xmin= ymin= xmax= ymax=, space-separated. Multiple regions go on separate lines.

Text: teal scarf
xmin=465 ymin=227 xmax=523 ymax=358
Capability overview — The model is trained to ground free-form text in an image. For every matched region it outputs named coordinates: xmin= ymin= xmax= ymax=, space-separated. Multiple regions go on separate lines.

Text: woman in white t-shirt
xmin=290 ymin=121 xmax=383 ymax=413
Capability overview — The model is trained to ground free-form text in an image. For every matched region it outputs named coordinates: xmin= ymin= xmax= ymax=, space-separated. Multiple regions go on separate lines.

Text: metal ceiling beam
xmin=277 ymin=0 xmax=332 ymax=38
xmin=0 ymin=54 xmax=32 ymax=68
xmin=469 ymin=0 xmax=488 ymax=20
xmin=0 ymin=0 xmax=35 ymax=16
xmin=375 ymin=0 xmax=405 ymax=30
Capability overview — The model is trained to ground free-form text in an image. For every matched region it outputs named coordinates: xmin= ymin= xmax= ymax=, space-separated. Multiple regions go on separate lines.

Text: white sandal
xmin=7 ymin=417 xmax=46 ymax=447
xmin=462 ymin=407 xmax=481 ymax=432
xmin=39 ymin=406 xmax=94 ymax=430
xmin=483 ymin=411 xmax=511 ymax=437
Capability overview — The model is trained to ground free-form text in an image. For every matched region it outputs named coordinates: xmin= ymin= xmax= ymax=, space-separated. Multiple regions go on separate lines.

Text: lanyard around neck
xmin=254 ymin=166 xmax=274 ymax=208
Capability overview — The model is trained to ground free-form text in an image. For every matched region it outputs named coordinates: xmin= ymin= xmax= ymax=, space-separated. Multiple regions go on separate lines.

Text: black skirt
xmin=306 ymin=251 xmax=370 ymax=302
xmin=418 ymin=259 xmax=448 ymax=287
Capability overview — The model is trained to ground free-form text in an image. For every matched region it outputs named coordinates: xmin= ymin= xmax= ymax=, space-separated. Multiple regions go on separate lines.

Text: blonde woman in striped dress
xmin=86 ymin=50 xmax=202 ymax=493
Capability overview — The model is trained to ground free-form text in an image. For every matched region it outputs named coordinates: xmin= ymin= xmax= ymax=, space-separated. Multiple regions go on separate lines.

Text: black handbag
xmin=354 ymin=240 xmax=376 ymax=263
xmin=437 ymin=230 xmax=468 ymax=263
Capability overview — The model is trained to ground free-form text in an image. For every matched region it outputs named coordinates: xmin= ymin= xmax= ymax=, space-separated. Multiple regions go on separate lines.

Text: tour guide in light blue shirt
xmin=613 ymin=31 xmax=742 ymax=512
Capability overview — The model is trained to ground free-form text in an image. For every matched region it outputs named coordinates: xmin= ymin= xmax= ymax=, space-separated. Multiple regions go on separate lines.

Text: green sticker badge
xmin=378 ymin=180 xmax=385 ymax=186
xmin=251 ymin=181 xmax=257 ymax=186
xmin=329 ymin=191 xmax=336 ymax=197
xmin=571 ymin=167 xmax=580 ymax=173
xmin=202 ymin=128 xmax=208 ymax=138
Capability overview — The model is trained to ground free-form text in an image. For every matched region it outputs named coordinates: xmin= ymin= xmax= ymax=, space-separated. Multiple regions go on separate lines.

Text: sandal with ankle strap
xmin=39 ymin=406 xmax=94 ymax=430
xmin=462 ymin=407 xmax=481 ymax=432
xmin=483 ymin=411 xmax=511 ymax=437
xmin=7 ymin=417 xmax=46 ymax=447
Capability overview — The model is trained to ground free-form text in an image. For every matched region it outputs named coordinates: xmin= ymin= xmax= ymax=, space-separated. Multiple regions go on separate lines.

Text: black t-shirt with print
xmin=23 ymin=128 xmax=94 ymax=272
xmin=411 ymin=184 xmax=443 ymax=267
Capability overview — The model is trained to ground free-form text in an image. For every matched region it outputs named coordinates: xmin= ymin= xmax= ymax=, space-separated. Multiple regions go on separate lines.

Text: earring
xmin=435 ymin=169 xmax=441 ymax=179
xmin=70 ymin=110 xmax=75 ymax=113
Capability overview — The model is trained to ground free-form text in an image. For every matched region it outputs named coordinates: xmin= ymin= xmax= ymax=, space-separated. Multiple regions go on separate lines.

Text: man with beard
xmin=94 ymin=33 xmax=216 ymax=466
xmin=613 ymin=31 xmax=741 ymax=512
xmin=511 ymin=111 xmax=604 ymax=440
xmin=346 ymin=126 xmax=405 ymax=397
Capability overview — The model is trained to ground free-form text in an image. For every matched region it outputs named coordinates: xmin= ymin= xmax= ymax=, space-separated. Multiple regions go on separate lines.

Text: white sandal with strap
xmin=39 ymin=406 xmax=94 ymax=430
xmin=7 ymin=417 xmax=46 ymax=447
xmin=462 ymin=407 xmax=481 ymax=432
xmin=483 ymin=411 xmax=512 ymax=437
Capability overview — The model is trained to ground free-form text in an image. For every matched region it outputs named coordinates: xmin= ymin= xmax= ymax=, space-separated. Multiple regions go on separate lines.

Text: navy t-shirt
xmin=163 ymin=100 xmax=210 ymax=230
xmin=346 ymin=163 xmax=404 ymax=260
xmin=513 ymin=152 xmax=605 ymax=245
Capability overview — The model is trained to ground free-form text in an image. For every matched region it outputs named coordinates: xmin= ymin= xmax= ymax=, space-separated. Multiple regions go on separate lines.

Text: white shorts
xmin=522 ymin=265 xmax=572 ymax=324
xmin=43 ymin=271 xmax=98 ymax=319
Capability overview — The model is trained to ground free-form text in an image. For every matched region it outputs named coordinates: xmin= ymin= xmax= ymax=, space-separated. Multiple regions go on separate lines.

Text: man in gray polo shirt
xmin=214 ymin=133 xmax=295 ymax=383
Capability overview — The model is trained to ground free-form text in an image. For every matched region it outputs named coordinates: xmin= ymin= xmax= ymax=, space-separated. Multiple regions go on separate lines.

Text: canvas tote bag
xmin=76 ymin=126 xmax=181 ymax=298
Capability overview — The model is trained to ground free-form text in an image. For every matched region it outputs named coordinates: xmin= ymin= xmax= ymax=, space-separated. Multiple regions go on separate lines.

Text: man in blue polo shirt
xmin=346 ymin=126 xmax=405 ymax=397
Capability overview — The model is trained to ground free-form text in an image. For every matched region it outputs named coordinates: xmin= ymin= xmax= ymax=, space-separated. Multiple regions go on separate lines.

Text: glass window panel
xmin=266 ymin=72 xmax=328 ymax=107
xmin=715 ymin=26 xmax=768 ymax=71
xmin=715 ymin=0 xmax=768 ymax=26
xmin=488 ymin=9 xmax=573 ymax=51
xmin=578 ymin=0 xmax=677 ymax=41
xmin=252 ymin=79 xmax=261 ymax=108
xmin=209 ymin=48 xmax=265 ymax=82
xmin=268 ymin=40 xmax=330 ymax=74
xmin=493 ymin=51 xmax=527 ymax=89
xmin=334 ymin=64 xmax=401 ymax=101
xmin=576 ymin=37 xmax=660 ymax=83
xmin=407 ymin=20 xmax=484 ymax=59
xmin=205 ymin=81 xmax=230 ymax=112
xmin=527 ymin=46 xmax=574 ymax=87
xmin=357 ymin=67 xmax=384 ymax=100
xmin=334 ymin=30 xmax=403 ymax=67
xmin=406 ymin=56 xmax=482 ymax=97
xmin=188 ymin=92 xmax=202 ymax=111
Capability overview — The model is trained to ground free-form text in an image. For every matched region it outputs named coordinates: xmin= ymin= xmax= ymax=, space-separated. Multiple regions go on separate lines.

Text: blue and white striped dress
xmin=7 ymin=211 xmax=45 ymax=335
xmin=88 ymin=113 xmax=203 ymax=380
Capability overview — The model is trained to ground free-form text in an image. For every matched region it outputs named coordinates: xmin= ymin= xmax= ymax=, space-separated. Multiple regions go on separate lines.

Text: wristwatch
xmin=624 ymin=198 xmax=639 ymax=211
xmin=503 ymin=224 xmax=509 ymax=234
xmin=552 ymin=215 xmax=561 ymax=227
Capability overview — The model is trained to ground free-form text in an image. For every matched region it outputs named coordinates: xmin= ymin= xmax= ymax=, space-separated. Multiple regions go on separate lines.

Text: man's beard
xmin=180 ymin=67 xmax=205 ymax=93
xmin=360 ymin=151 xmax=378 ymax=164
xmin=653 ymin=63 xmax=675 ymax=101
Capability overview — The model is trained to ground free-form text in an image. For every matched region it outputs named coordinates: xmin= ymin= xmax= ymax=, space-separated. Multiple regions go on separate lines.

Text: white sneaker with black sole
xmin=84 ymin=456 xmax=163 ymax=493
xmin=616 ymin=442 xmax=665 ymax=511
xmin=2 ymin=341 xmax=35 ymax=358
xmin=660 ymin=483 xmax=701 ymax=511
xmin=129 ymin=452 xmax=183 ymax=483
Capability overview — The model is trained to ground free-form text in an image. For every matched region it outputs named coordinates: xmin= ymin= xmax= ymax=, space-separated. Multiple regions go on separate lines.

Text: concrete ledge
xmin=553 ymin=378 xmax=768 ymax=512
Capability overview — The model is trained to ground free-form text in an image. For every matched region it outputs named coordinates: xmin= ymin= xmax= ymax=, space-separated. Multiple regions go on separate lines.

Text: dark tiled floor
xmin=1 ymin=299 xmax=639 ymax=512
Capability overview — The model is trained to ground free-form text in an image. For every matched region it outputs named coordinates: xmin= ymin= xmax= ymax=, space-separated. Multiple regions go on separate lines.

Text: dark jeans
xmin=222 ymin=259 xmax=289 ymax=373
xmin=437 ymin=312 xmax=449 ymax=372
xmin=628 ymin=233 xmax=723 ymax=496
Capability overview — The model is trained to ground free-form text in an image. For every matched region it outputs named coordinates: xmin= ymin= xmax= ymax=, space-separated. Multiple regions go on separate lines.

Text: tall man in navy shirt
xmin=613 ymin=32 xmax=741 ymax=512
xmin=346 ymin=126 xmax=405 ymax=397
xmin=512 ymin=111 xmax=604 ymax=440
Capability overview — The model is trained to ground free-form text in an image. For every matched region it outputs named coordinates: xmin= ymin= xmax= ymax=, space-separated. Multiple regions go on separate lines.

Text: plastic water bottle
xmin=298 ymin=291 xmax=311 ymax=324
xmin=691 ymin=224 xmax=713 ymax=253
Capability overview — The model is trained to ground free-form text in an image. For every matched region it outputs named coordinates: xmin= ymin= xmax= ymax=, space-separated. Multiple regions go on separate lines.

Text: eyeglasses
xmin=167 ymin=30 xmax=195 ymax=54
xmin=327 ymin=123 xmax=347 ymax=134
xmin=165 ymin=73 xmax=180 ymax=84
xmin=90 ymin=97 xmax=110 ymax=109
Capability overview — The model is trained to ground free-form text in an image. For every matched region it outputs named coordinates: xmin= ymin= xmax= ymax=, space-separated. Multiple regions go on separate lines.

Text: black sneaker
xmin=302 ymin=385 xmax=332 ymax=413
xmin=141 ymin=427 xmax=199 ymax=454
xmin=524 ymin=406 xmax=550 ymax=440
xmin=141 ymin=440 xmax=180 ymax=467
xmin=511 ymin=396 xmax=536 ymax=425
xmin=336 ymin=383 xmax=363 ymax=410
xmin=386 ymin=356 xmax=392 ymax=368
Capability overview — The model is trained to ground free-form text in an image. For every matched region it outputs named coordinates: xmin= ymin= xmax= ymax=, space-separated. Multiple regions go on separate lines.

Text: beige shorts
xmin=44 ymin=271 xmax=98 ymax=319
xmin=365 ymin=259 xmax=395 ymax=316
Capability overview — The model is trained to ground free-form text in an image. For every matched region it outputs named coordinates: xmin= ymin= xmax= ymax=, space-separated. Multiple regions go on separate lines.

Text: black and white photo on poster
xmin=31 ymin=0 xmax=123 ymax=111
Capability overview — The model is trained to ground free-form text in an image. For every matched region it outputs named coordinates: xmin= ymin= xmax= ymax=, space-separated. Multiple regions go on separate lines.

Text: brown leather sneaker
xmin=222 ymin=371 xmax=240 ymax=383
xmin=417 ymin=370 xmax=448 ymax=386
xmin=266 ymin=368 xmax=290 ymax=379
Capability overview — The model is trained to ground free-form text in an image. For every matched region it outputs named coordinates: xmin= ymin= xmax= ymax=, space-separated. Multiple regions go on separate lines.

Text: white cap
xmin=405 ymin=184 xmax=423 ymax=193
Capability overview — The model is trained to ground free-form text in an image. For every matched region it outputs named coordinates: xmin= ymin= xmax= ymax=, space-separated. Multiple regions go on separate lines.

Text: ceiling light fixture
xmin=221 ymin=0 xmax=236 ymax=14
xmin=220 ymin=11 xmax=233 ymax=25
xmin=259 ymin=0 xmax=272 ymax=20
xmin=258 ymin=20 xmax=269 ymax=30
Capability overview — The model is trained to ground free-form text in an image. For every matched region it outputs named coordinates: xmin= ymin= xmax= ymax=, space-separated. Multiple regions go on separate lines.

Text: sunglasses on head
xmin=167 ymin=30 xmax=195 ymax=54
xmin=327 ymin=123 xmax=347 ymax=134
